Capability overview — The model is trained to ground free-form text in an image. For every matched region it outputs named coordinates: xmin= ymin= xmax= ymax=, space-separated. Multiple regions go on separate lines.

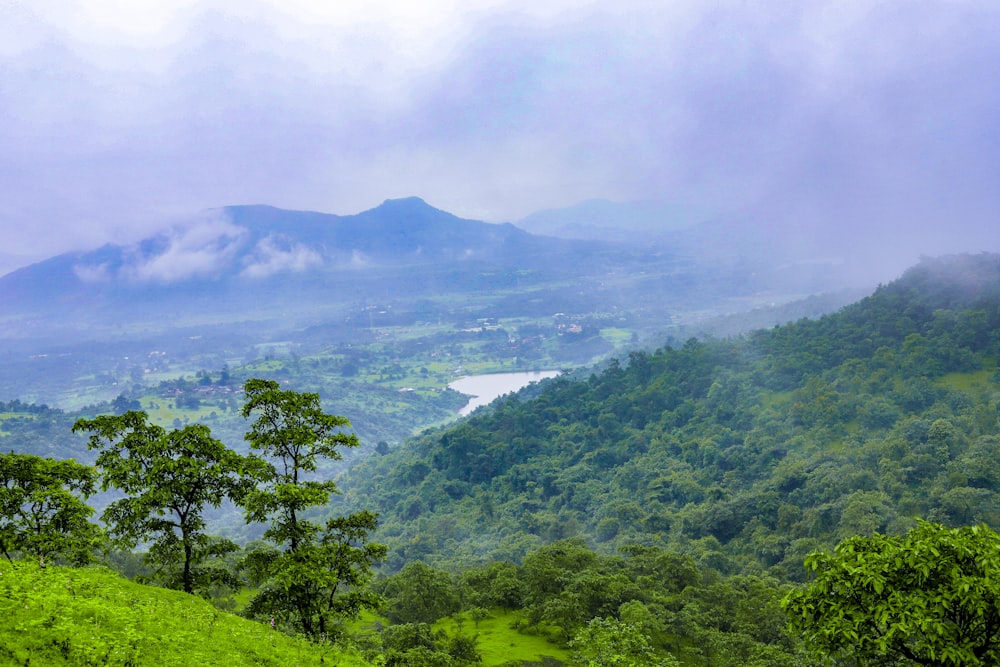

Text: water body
xmin=450 ymin=370 xmax=561 ymax=416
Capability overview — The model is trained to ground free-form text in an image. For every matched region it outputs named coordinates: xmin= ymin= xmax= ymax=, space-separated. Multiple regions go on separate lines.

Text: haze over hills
xmin=0 ymin=194 xmax=871 ymax=422
xmin=331 ymin=252 xmax=1000 ymax=572
xmin=0 ymin=196 xmax=859 ymax=342
xmin=0 ymin=197 xmax=615 ymax=344
xmin=1 ymin=197 xmax=574 ymax=309
xmin=7 ymin=192 xmax=973 ymax=418
xmin=513 ymin=199 xmax=706 ymax=244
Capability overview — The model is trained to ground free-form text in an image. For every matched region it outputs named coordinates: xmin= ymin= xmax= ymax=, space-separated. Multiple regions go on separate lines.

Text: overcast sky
xmin=2 ymin=0 xmax=999 ymax=273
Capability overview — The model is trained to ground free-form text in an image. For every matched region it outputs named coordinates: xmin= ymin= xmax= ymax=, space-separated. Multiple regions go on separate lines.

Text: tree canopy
xmin=331 ymin=255 xmax=1000 ymax=575
xmin=239 ymin=378 xmax=385 ymax=639
xmin=0 ymin=451 xmax=99 ymax=565
xmin=73 ymin=412 xmax=256 ymax=594
xmin=783 ymin=521 xmax=1000 ymax=666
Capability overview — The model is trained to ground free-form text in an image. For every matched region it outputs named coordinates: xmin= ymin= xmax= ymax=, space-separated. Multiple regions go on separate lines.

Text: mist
xmin=1 ymin=0 xmax=999 ymax=285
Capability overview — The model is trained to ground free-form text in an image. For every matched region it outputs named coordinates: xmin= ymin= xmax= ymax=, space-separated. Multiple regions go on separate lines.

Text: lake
xmin=449 ymin=370 xmax=561 ymax=416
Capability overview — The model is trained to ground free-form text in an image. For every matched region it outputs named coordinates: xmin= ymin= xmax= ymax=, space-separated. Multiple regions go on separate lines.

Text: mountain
xmin=2 ymin=195 xmax=854 ymax=350
xmin=514 ymin=198 xmax=705 ymax=244
xmin=0 ymin=195 xmax=874 ymax=414
xmin=513 ymin=199 xmax=867 ymax=293
xmin=330 ymin=253 xmax=1000 ymax=573
xmin=224 ymin=197 xmax=576 ymax=264
xmin=0 ymin=197 xmax=573 ymax=303
xmin=0 ymin=197 xmax=615 ymax=338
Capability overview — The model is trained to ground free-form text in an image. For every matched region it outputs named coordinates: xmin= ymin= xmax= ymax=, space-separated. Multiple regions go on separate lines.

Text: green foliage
xmin=569 ymin=617 xmax=676 ymax=667
xmin=239 ymin=379 xmax=386 ymax=639
xmin=460 ymin=561 xmax=527 ymax=612
xmin=444 ymin=541 xmax=805 ymax=666
xmin=0 ymin=560 xmax=371 ymax=666
xmin=332 ymin=256 xmax=1000 ymax=577
xmin=784 ymin=521 xmax=1000 ymax=666
xmin=72 ymin=412 xmax=254 ymax=595
xmin=240 ymin=378 xmax=358 ymax=541
xmin=379 ymin=622 xmax=482 ymax=667
xmin=0 ymin=400 xmax=90 ymax=462
xmin=381 ymin=562 xmax=462 ymax=624
xmin=0 ymin=452 xmax=100 ymax=565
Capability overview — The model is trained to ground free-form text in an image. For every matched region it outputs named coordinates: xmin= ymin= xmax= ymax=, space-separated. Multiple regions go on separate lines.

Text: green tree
xmin=380 ymin=622 xmax=481 ymax=667
xmin=0 ymin=452 xmax=99 ymax=564
xmin=569 ymin=617 xmax=677 ymax=667
xmin=382 ymin=561 xmax=462 ymax=624
xmin=73 ymin=412 xmax=254 ymax=594
xmin=783 ymin=521 xmax=1000 ymax=666
xmin=239 ymin=378 xmax=385 ymax=639
xmin=460 ymin=560 xmax=526 ymax=611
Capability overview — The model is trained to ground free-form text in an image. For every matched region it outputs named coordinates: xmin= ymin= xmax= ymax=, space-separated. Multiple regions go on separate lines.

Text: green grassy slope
xmin=434 ymin=609 xmax=572 ymax=665
xmin=0 ymin=560 xmax=371 ymax=667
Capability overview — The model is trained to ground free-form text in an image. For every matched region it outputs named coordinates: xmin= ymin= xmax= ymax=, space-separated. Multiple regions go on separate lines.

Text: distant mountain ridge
xmin=512 ymin=199 xmax=804 ymax=277
xmin=514 ymin=198 xmax=706 ymax=244
xmin=0 ymin=195 xmax=875 ymax=346
xmin=3 ymin=197 xmax=549 ymax=291
xmin=0 ymin=197 xmax=604 ymax=327
xmin=225 ymin=198 xmax=562 ymax=263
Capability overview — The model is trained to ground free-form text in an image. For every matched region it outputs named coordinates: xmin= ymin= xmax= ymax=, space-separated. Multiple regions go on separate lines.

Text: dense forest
xmin=5 ymin=253 xmax=1000 ymax=666
xmin=332 ymin=253 xmax=1000 ymax=577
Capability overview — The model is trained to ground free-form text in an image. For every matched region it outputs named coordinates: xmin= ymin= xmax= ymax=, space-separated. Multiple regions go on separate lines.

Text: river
xmin=449 ymin=370 xmax=561 ymax=416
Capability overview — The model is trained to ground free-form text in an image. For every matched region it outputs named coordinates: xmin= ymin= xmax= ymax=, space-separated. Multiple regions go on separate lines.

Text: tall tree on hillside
xmin=239 ymin=378 xmax=386 ymax=639
xmin=0 ymin=452 xmax=100 ymax=564
xmin=73 ymin=412 xmax=257 ymax=594
xmin=784 ymin=521 xmax=1000 ymax=666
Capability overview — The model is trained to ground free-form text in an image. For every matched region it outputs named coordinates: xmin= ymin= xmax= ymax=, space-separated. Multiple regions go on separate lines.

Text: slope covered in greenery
xmin=0 ymin=560 xmax=370 ymax=666
xmin=332 ymin=253 xmax=1000 ymax=574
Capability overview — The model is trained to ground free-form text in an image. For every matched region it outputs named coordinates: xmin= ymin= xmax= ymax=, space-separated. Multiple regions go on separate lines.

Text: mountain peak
xmin=373 ymin=196 xmax=435 ymax=212
xmin=358 ymin=197 xmax=463 ymax=228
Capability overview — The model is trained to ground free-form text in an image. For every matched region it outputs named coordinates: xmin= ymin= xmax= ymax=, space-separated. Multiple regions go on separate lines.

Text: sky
xmin=2 ymin=0 xmax=1000 ymax=275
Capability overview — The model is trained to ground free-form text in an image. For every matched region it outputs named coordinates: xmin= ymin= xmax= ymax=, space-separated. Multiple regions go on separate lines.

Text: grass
xmin=599 ymin=327 xmax=634 ymax=344
xmin=0 ymin=411 xmax=35 ymax=436
xmin=138 ymin=397 xmax=230 ymax=427
xmin=435 ymin=609 xmax=571 ymax=666
xmin=0 ymin=560 xmax=371 ymax=667
xmin=937 ymin=368 xmax=996 ymax=392
xmin=347 ymin=607 xmax=572 ymax=665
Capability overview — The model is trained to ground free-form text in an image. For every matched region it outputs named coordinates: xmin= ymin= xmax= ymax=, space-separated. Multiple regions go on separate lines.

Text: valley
xmin=6 ymin=201 xmax=985 ymax=667
xmin=5 ymin=3 xmax=1000 ymax=663
xmin=0 ymin=199 xmax=857 ymax=450
xmin=3 ymin=251 xmax=1000 ymax=666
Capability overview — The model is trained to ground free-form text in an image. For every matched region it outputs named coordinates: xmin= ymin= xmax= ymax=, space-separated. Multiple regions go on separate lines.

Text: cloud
xmin=1 ymin=0 xmax=1000 ymax=281
xmin=121 ymin=213 xmax=247 ymax=283
xmin=346 ymin=249 xmax=372 ymax=269
xmin=72 ymin=262 xmax=112 ymax=283
xmin=241 ymin=234 xmax=322 ymax=278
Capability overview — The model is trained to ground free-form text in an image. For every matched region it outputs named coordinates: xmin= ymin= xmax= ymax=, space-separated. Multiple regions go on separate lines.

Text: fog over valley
xmin=2 ymin=0 xmax=999 ymax=433
xmin=2 ymin=0 xmax=999 ymax=284
xmin=6 ymin=4 xmax=1000 ymax=665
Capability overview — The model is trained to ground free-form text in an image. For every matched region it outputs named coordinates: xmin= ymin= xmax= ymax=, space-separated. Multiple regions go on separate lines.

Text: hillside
xmin=0 ymin=196 xmax=864 ymax=439
xmin=4 ymin=253 xmax=999 ymax=667
xmin=0 ymin=197 xmax=616 ymax=335
xmin=331 ymin=253 xmax=1000 ymax=574
xmin=0 ymin=560 xmax=370 ymax=666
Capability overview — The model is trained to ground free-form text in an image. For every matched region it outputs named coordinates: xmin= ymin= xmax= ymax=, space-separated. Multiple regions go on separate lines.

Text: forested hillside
xmin=332 ymin=253 xmax=1000 ymax=575
xmin=6 ymin=253 xmax=1000 ymax=666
